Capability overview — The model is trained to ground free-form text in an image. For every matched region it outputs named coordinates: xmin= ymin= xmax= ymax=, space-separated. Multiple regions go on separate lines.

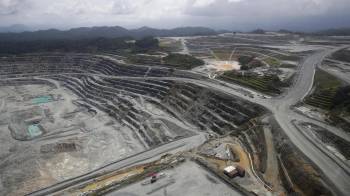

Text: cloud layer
xmin=0 ymin=0 xmax=349 ymax=30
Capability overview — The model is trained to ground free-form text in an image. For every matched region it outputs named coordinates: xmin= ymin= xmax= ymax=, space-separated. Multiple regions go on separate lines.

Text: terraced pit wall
xmin=0 ymin=54 xmax=266 ymax=148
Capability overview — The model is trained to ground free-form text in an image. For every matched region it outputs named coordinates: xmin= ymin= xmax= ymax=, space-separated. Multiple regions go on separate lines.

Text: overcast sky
xmin=1 ymin=0 xmax=350 ymax=31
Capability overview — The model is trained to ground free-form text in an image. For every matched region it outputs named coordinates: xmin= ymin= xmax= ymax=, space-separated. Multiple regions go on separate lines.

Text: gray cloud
xmin=0 ymin=0 xmax=349 ymax=31
xmin=0 ymin=0 xmax=27 ymax=15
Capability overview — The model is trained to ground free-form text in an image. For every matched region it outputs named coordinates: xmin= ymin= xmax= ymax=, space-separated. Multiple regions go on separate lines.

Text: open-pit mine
xmin=1 ymin=32 xmax=350 ymax=196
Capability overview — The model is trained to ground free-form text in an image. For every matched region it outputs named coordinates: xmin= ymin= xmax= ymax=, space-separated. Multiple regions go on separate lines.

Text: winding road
xmin=267 ymin=47 xmax=350 ymax=195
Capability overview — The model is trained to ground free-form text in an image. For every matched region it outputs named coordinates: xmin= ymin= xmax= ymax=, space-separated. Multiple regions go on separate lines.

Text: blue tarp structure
xmin=28 ymin=124 xmax=42 ymax=137
xmin=32 ymin=95 xmax=52 ymax=104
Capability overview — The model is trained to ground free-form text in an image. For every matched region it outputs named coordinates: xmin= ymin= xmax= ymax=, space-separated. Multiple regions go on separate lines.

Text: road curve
xmin=270 ymin=47 xmax=350 ymax=195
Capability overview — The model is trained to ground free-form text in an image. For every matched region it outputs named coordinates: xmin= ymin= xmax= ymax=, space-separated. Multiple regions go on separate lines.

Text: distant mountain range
xmin=0 ymin=24 xmax=31 ymax=33
xmin=0 ymin=26 xmax=217 ymax=42
xmin=2 ymin=25 xmax=349 ymax=42
xmin=315 ymin=27 xmax=350 ymax=36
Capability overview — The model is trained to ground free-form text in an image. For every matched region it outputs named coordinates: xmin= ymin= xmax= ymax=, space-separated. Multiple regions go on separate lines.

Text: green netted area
xmin=32 ymin=95 xmax=53 ymax=104
xmin=27 ymin=124 xmax=42 ymax=137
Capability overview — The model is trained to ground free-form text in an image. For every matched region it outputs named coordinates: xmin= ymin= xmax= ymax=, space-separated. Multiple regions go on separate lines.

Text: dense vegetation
xmin=127 ymin=55 xmax=161 ymax=65
xmin=238 ymin=55 xmax=255 ymax=66
xmin=331 ymin=49 xmax=350 ymax=63
xmin=238 ymin=55 xmax=264 ymax=70
xmin=162 ymin=53 xmax=205 ymax=69
xmin=133 ymin=37 xmax=160 ymax=52
xmin=0 ymin=25 xmax=217 ymax=55
xmin=0 ymin=36 xmax=163 ymax=55
xmin=0 ymin=37 xmax=132 ymax=54
xmin=128 ymin=53 xmax=204 ymax=70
